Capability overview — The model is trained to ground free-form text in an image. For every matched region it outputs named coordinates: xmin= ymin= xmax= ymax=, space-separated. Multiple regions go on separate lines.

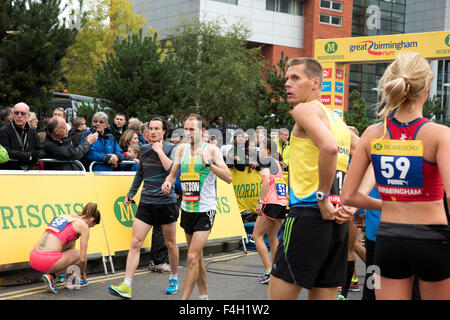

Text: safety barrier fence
xmin=0 ymin=160 xmax=247 ymax=274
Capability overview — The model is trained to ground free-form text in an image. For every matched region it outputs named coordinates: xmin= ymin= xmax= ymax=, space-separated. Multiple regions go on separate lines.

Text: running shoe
xmin=42 ymin=273 xmax=58 ymax=293
xmin=149 ymin=261 xmax=171 ymax=273
xmin=337 ymin=294 xmax=347 ymax=301
xmin=258 ymin=272 xmax=270 ymax=284
xmin=108 ymin=282 xmax=132 ymax=299
xmin=56 ymin=274 xmax=66 ymax=284
xmin=350 ymin=279 xmax=360 ymax=292
xmin=165 ymin=279 xmax=178 ymax=295
xmin=67 ymin=278 xmax=89 ymax=289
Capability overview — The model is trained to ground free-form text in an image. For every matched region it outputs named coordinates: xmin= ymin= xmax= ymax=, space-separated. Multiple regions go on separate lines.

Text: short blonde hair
xmin=377 ymin=52 xmax=433 ymax=119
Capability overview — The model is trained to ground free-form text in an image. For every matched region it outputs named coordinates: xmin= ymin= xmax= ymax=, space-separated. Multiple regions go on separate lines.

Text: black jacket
xmin=0 ymin=121 xmax=44 ymax=170
xmin=42 ymin=131 xmax=92 ymax=170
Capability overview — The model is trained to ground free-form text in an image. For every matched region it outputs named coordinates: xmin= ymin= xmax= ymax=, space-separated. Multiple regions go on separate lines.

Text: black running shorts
xmin=271 ymin=206 xmax=348 ymax=289
xmin=375 ymin=222 xmax=450 ymax=282
xmin=135 ymin=203 xmax=179 ymax=227
xmin=180 ymin=209 xmax=216 ymax=235
xmin=261 ymin=204 xmax=286 ymax=221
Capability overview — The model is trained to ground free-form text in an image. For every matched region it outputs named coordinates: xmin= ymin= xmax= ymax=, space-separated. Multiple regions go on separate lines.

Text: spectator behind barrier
xmin=275 ymin=128 xmax=290 ymax=171
xmin=52 ymin=107 xmax=72 ymax=131
xmin=0 ymin=144 xmax=9 ymax=163
xmin=0 ymin=107 xmax=12 ymax=128
xmin=226 ymin=129 xmax=247 ymax=171
xmin=128 ymin=120 xmax=146 ymax=146
xmin=43 ymin=117 xmax=98 ymax=170
xmin=28 ymin=112 xmax=38 ymax=130
xmin=110 ymin=113 xmax=127 ymax=144
xmin=119 ymin=129 xmax=139 ymax=154
xmin=0 ymin=102 xmax=44 ymax=170
xmin=120 ymin=144 xmax=140 ymax=171
xmin=69 ymin=117 xmax=87 ymax=147
xmin=79 ymin=111 xmax=124 ymax=171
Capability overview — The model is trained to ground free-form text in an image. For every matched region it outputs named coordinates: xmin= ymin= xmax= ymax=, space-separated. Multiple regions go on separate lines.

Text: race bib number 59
xmin=371 ymin=139 xmax=424 ymax=199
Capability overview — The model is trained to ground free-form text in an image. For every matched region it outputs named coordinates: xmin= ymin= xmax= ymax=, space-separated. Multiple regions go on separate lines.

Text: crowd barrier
xmin=0 ymin=167 xmax=247 ymax=273
xmin=231 ymin=167 xmax=289 ymax=213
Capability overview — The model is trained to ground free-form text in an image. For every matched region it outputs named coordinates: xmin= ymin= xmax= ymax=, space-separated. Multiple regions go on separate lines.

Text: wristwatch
xmin=257 ymin=199 xmax=263 ymax=204
xmin=316 ymin=191 xmax=330 ymax=201
xmin=205 ymin=159 xmax=215 ymax=168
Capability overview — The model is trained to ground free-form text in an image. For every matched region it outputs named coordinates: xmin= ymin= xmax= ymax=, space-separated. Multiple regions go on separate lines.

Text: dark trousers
xmin=150 ymin=225 xmax=168 ymax=265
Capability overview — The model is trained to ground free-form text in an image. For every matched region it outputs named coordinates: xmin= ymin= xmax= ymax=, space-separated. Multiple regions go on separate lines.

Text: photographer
xmin=79 ymin=112 xmax=124 ymax=171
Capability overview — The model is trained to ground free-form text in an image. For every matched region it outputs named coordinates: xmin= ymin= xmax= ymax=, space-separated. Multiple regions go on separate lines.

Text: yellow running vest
xmin=289 ymin=101 xmax=351 ymax=207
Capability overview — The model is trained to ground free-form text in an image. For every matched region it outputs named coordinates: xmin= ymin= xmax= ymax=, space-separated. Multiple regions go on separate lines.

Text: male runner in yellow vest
xmin=268 ymin=58 xmax=359 ymax=300
xmin=162 ymin=113 xmax=232 ymax=300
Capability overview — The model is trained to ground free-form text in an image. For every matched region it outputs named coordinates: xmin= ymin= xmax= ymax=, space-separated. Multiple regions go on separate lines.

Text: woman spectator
xmin=119 ymin=129 xmax=140 ymax=154
xmin=70 ymin=117 xmax=87 ymax=147
xmin=28 ymin=112 xmax=38 ymax=129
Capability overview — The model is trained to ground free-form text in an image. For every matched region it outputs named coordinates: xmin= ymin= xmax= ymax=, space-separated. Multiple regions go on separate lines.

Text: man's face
xmin=285 ymin=64 xmax=316 ymax=106
xmin=148 ymin=120 xmax=165 ymax=142
xmin=55 ymin=120 xmax=68 ymax=139
xmin=114 ymin=115 xmax=126 ymax=128
xmin=53 ymin=108 xmax=65 ymax=118
xmin=12 ymin=104 xmax=30 ymax=128
xmin=184 ymin=118 xmax=203 ymax=145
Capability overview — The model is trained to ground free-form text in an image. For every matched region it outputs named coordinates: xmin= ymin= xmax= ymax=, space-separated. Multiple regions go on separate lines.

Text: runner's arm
xmin=341 ymin=125 xmax=382 ymax=211
xmin=436 ymin=125 xmax=450 ymax=210
xmin=162 ymin=144 xmax=184 ymax=193
xmin=205 ymin=145 xmax=232 ymax=184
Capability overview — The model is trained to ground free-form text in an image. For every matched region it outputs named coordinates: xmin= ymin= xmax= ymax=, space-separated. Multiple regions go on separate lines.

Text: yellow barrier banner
xmin=0 ymin=173 xmax=110 ymax=265
xmin=0 ymin=172 xmax=246 ymax=266
xmin=231 ymin=168 xmax=262 ymax=213
xmin=231 ymin=168 xmax=289 ymax=212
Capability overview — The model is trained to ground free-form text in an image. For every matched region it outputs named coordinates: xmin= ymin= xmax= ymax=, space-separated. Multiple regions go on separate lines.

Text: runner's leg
xmin=162 ymin=221 xmax=179 ymax=276
xmin=253 ymin=215 xmax=274 ymax=273
xmin=181 ymin=230 xmax=210 ymax=300
xmin=125 ymin=218 xmax=152 ymax=280
xmin=268 ymin=275 xmax=302 ymax=300
xmin=419 ymin=278 xmax=450 ymax=300
xmin=375 ymin=276 xmax=414 ymax=300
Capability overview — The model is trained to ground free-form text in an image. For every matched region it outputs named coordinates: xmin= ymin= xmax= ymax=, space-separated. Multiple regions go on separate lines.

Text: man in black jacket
xmin=43 ymin=117 xmax=98 ymax=170
xmin=0 ymin=102 xmax=44 ymax=170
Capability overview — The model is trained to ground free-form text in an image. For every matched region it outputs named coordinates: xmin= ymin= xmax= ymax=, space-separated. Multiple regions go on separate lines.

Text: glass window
xmin=319 ymin=14 xmax=342 ymax=26
xmin=320 ymin=14 xmax=330 ymax=23
xmin=392 ymin=3 xmax=405 ymax=13
xmin=331 ymin=2 xmax=343 ymax=11
xmin=211 ymin=0 xmax=238 ymax=4
xmin=280 ymin=0 xmax=290 ymax=13
xmin=320 ymin=0 xmax=343 ymax=12
xmin=266 ymin=0 xmax=275 ymax=11
xmin=331 ymin=16 xmax=342 ymax=26
xmin=266 ymin=0 xmax=303 ymax=16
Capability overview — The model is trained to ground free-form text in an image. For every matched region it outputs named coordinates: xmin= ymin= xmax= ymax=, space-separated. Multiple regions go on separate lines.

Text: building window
xmin=266 ymin=0 xmax=304 ymax=16
xmin=320 ymin=0 xmax=343 ymax=12
xmin=319 ymin=14 xmax=342 ymax=26
xmin=211 ymin=0 xmax=238 ymax=4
